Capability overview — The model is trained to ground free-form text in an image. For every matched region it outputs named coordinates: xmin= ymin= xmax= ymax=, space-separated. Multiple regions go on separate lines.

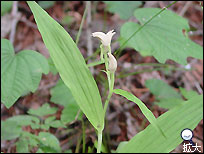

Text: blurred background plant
xmin=1 ymin=1 xmax=203 ymax=153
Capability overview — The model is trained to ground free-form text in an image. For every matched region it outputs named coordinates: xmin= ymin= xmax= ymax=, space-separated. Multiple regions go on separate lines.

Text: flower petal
xmin=92 ymin=30 xmax=116 ymax=47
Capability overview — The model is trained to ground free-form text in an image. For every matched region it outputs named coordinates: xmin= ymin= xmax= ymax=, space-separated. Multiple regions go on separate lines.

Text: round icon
xmin=181 ymin=128 xmax=193 ymax=141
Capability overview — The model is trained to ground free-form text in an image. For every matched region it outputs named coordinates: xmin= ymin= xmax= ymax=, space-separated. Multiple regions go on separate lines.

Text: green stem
xmin=97 ymin=130 xmax=103 ymax=153
xmin=75 ymin=135 xmax=82 ymax=153
xmin=85 ymin=47 xmax=100 ymax=61
xmin=117 ymin=66 xmax=190 ymax=78
xmin=87 ymin=59 xmax=105 ymax=67
xmin=82 ymin=119 xmax=86 ymax=153
xmin=103 ymin=72 xmax=115 ymax=115
xmin=114 ymin=1 xmax=177 ymax=57
xmin=75 ymin=2 xmax=88 ymax=45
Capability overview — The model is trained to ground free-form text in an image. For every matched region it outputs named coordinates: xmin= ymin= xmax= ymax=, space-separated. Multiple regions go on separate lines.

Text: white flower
xmin=108 ymin=53 xmax=117 ymax=72
xmin=92 ymin=30 xmax=116 ymax=47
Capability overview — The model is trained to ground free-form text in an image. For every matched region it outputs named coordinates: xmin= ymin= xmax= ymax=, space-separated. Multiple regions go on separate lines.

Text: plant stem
xmin=75 ymin=135 xmax=82 ymax=153
xmin=103 ymin=72 xmax=114 ymax=115
xmin=117 ymin=66 xmax=191 ymax=78
xmin=114 ymin=1 xmax=177 ymax=57
xmin=87 ymin=59 xmax=105 ymax=67
xmin=97 ymin=130 xmax=103 ymax=153
xmin=82 ymin=119 xmax=86 ymax=153
xmin=75 ymin=2 xmax=88 ymax=45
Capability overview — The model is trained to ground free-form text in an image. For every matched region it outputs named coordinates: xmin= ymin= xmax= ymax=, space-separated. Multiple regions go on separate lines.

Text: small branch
xmin=19 ymin=16 xmax=37 ymax=29
xmin=86 ymin=1 xmax=94 ymax=74
xmin=75 ymin=2 xmax=88 ymax=45
xmin=179 ymin=1 xmax=193 ymax=16
xmin=9 ymin=1 xmax=20 ymax=44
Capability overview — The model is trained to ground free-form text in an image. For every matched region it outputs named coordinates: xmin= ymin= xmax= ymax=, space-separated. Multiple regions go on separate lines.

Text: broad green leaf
xmin=27 ymin=1 xmax=104 ymax=131
xmin=6 ymin=115 xmax=40 ymax=126
xmin=40 ymin=124 xmax=50 ymax=130
xmin=64 ymin=149 xmax=72 ymax=153
xmin=113 ymin=89 xmax=166 ymax=138
xmin=49 ymin=120 xmax=66 ymax=128
xmin=154 ymin=98 xmax=183 ymax=110
xmin=44 ymin=116 xmax=56 ymax=123
xmin=16 ymin=138 xmax=29 ymax=153
xmin=27 ymin=103 xmax=58 ymax=117
xmin=38 ymin=132 xmax=61 ymax=152
xmin=50 ymin=79 xmax=81 ymax=124
xmin=104 ymin=1 xmax=142 ymax=20
xmin=1 ymin=39 xmax=49 ymax=108
xmin=61 ymin=103 xmax=82 ymax=124
xmin=1 ymin=120 xmax=22 ymax=140
xmin=120 ymin=8 xmax=203 ymax=65
xmin=145 ymin=79 xmax=181 ymax=99
xmin=44 ymin=116 xmax=66 ymax=128
xmin=1 ymin=1 xmax=13 ymax=16
xmin=21 ymin=131 xmax=39 ymax=147
xmin=50 ymin=79 xmax=76 ymax=106
xmin=48 ymin=57 xmax=58 ymax=75
xmin=145 ymin=79 xmax=183 ymax=109
xmin=38 ymin=1 xmax=55 ymax=9
xmin=117 ymin=94 xmax=203 ymax=153
xmin=179 ymin=87 xmax=198 ymax=100
xmin=116 ymin=141 xmax=128 ymax=152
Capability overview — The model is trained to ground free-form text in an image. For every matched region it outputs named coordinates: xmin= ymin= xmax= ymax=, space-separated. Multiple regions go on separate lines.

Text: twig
xmin=86 ymin=1 xmax=94 ymax=74
xmin=76 ymin=3 xmax=88 ymax=45
xmin=179 ymin=1 xmax=193 ymax=16
xmin=9 ymin=1 xmax=20 ymax=44
xmin=19 ymin=16 xmax=37 ymax=29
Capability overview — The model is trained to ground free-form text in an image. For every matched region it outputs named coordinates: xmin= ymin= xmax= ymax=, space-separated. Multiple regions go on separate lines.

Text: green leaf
xmin=21 ymin=131 xmax=39 ymax=147
xmin=145 ymin=79 xmax=183 ymax=109
xmin=50 ymin=79 xmax=76 ymax=106
xmin=64 ymin=149 xmax=72 ymax=153
xmin=117 ymin=94 xmax=203 ymax=153
xmin=28 ymin=103 xmax=58 ymax=117
xmin=38 ymin=132 xmax=61 ymax=152
xmin=27 ymin=1 xmax=104 ymax=131
xmin=48 ymin=57 xmax=58 ymax=75
xmin=40 ymin=124 xmax=50 ymax=130
xmin=50 ymin=79 xmax=81 ymax=124
xmin=1 ymin=120 xmax=22 ymax=140
xmin=154 ymin=98 xmax=183 ymax=110
xmin=1 ymin=1 xmax=13 ymax=16
xmin=104 ymin=1 xmax=142 ymax=20
xmin=1 ymin=39 xmax=49 ymax=108
xmin=49 ymin=120 xmax=66 ymax=128
xmin=61 ymin=103 xmax=82 ymax=124
xmin=145 ymin=79 xmax=181 ymax=99
xmin=120 ymin=8 xmax=203 ymax=65
xmin=38 ymin=1 xmax=55 ymax=9
xmin=44 ymin=116 xmax=56 ymax=123
xmin=16 ymin=138 xmax=29 ymax=153
xmin=113 ymin=89 xmax=166 ymax=138
xmin=6 ymin=115 xmax=40 ymax=126
xmin=116 ymin=141 xmax=128 ymax=152
xmin=44 ymin=116 xmax=66 ymax=128
xmin=179 ymin=87 xmax=198 ymax=100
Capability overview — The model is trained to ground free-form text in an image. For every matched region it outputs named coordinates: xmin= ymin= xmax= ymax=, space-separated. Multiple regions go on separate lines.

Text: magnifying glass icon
xmin=181 ymin=128 xmax=194 ymax=146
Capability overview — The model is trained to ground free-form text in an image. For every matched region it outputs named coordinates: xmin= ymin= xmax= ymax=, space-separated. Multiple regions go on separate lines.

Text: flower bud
xmin=108 ymin=53 xmax=117 ymax=73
